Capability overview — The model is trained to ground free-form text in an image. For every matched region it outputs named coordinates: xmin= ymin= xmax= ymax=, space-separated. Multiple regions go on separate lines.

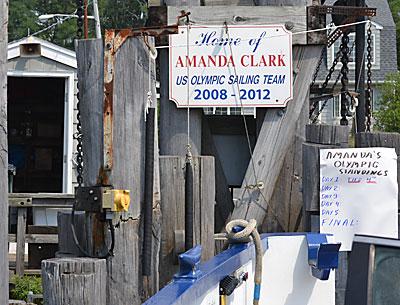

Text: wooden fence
xmin=8 ymin=193 xmax=74 ymax=276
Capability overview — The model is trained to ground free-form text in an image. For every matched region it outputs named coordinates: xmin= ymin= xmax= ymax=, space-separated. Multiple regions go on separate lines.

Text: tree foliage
xmin=374 ymin=72 xmax=400 ymax=132
xmin=8 ymin=0 xmax=147 ymax=49
xmin=388 ymin=0 xmax=400 ymax=68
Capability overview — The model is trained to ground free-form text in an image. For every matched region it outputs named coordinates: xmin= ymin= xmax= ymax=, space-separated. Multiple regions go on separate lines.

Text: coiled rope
xmin=216 ymin=219 xmax=263 ymax=305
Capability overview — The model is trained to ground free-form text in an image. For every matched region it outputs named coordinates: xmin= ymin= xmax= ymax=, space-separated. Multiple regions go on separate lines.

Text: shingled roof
xmin=324 ymin=0 xmax=395 ymax=28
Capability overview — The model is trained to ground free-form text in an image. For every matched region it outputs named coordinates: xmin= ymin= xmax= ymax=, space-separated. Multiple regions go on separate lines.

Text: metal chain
xmin=75 ymin=0 xmax=84 ymax=187
xmin=340 ymin=33 xmax=350 ymax=126
xmin=309 ymin=22 xmax=335 ymax=90
xmin=311 ymin=39 xmax=356 ymax=123
xmin=309 ymin=38 xmax=344 ymax=119
xmin=310 ymin=48 xmax=326 ymax=89
xmin=76 ymin=0 xmax=84 ymax=39
xmin=366 ymin=20 xmax=373 ymax=132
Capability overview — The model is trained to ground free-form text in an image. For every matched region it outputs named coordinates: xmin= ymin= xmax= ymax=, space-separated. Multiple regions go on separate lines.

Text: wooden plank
xmin=198 ymin=157 xmax=215 ymax=260
xmin=167 ymin=6 xmax=307 ymax=45
xmin=10 ymin=193 xmax=75 ymax=199
xmin=302 ymin=125 xmax=349 ymax=213
xmin=9 ymin=197 xmax=32 ymax=207
xmin=201 ymin=117 xmax=234 ymax=232
xmin=159 ymin=48 xmax=202 ymax=156
xmin=203 ymin=0 xmax=256 ymax=5
xmin=302 ymin=142 xmax=337 ymax=212
xmin=257 ymin=0 xmax=313 ymax=4
xmin=306 ymin=124 xmax=349 ymax=146
xmin=9 ymin=193 xmax=74 ymax=208
xmin=106 ymin=37 xmax=151 ymax=305
xmin=16 ymin=208 xmax=27 ymax=276
xmin=0 ymin=1 xmax=8 ymax=303
xmin=158 ymin=0 xmax=202 ymax=157
xmin=159 ymin=156 xmax=215 ymax=287
xmin=76 ymin=39 xmax=104 ymax=187
xmin=230 ymin=46 xmax=323 ymax=224
xmin=159 ymin=156 xmax=185 ymax=287
xmin=42 ymin=258 xmax=107 ymax=305
xmin=8 ymin=234 xmax=58 ymax=244
xmin=262 ymin=94 xmax=308 ymax=232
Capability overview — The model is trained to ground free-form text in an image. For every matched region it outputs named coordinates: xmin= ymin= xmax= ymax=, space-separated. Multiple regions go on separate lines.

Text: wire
xmin=154 ymin=20 xmax=371 ymax=50
xmin=70 ymin=206 xmax=115 ymax=259
xmin=224 ymin=24 xmax=284 ymax=227
xmin=186 ymin=25 xmax=191 ymax=152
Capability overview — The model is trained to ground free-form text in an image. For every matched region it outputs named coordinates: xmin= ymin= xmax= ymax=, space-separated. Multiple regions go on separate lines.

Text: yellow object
xmin=220 ymin=295 xmax=226 ymax=305
xmin=103 ymin=189 xmax=131 ymax=212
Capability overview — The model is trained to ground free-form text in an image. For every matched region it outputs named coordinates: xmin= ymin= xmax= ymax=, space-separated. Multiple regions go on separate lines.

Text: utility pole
xmin=355 ymin=0 xmax=366 ymax=132
xmin=92 ymin=0 xmax=102 ymax=39
xmin=0 ymin=0 xmax=8 ymax=304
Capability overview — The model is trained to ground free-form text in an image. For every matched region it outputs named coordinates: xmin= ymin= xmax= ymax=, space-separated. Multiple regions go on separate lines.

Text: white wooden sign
xmin=169 ymin=25 xmax=293 ymax=108
xmin=320 ymin=148 xmax=398 ymax=251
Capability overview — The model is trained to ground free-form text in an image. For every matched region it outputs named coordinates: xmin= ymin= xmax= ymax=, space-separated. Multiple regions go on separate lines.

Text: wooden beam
xmin=159 ymin=49 xmax=203 ymax=156
xmin=0 ymin=0 xmax=8 ymax=302
xmin=8 ymin=234 xmax=58 ymax=244
xmin=262 ymin=96 xmax=308 ymax=233
xmin=16 ymin=208 xmax=27 ymax=276
xmin=166 ymin=6 xmax=308 ymax=45
xmin=230 ymin=46 xmax=324 ymax=225
xmin=159 ymin=156 xmax=215 ymax=287
xmin=158 ymin=0 xmax=202 ymax=157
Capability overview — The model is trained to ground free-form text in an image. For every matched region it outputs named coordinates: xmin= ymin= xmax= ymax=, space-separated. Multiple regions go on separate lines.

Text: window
xmin=330 ymin=32 xmax=376 ymax=67
xmin=203 ymin=107 xmax=256 ymax=117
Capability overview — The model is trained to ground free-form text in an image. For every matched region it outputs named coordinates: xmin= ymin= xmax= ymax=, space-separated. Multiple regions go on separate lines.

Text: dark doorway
xmin=8 ymin=77 xmax=65 ymax=193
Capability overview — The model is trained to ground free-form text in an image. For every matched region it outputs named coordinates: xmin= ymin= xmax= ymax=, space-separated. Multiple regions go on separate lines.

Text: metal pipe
xmin=355 ymin=0 xmax=366 ymax=132
xmin=142 ymin=107 xmax=155 ymax=276
xmin=92 ymin=0 xmax=102 ymax=39
xmin=185 ymin=159 xmax=194 ymax=251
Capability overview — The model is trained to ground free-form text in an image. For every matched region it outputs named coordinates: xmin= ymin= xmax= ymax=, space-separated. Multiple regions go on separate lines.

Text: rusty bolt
xmin=285 ymin=22 xmax=294 ymax=31
xmin=105 ymin=42 xmax=112 ymax=50
xmin=233 ymin=16 xmax=245 ymax=23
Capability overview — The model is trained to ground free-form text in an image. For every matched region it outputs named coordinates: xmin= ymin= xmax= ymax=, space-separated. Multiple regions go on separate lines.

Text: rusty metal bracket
xmin=308 ymin=6 xmax=376 ymax=18
xmin=308 ymin=5 xmax=376 ymax=48
xmin=103 ymin=11 xmax=189 ymax=172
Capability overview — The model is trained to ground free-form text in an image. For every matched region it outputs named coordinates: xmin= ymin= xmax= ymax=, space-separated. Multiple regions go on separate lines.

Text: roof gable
xmin=8 ymin=36 xmax=77 ymax=69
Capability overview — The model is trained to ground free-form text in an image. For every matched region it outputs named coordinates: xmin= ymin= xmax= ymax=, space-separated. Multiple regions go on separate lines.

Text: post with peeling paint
xmin=51 ymin=36 xmax=161 ymax=305
xmin=0 ymin=0 xmax=8 ymax=304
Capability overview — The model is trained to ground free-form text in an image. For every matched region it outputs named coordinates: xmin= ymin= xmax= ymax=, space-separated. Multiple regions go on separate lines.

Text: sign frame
xmin=169 ymin=24 xmax=293 ymax=108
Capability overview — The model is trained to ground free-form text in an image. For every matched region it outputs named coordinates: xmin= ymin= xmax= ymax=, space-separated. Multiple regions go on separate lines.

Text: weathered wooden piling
xmin=42 ymin=258 xmax=107 ymax=305
xmin=51 ymin=37 xmax=160 ymax=305
xmin=0 ymin=0 xmax=8 ymax=303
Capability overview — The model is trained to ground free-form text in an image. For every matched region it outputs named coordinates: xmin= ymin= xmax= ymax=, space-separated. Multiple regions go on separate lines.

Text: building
xmin=312 ymin=0 xmax=397 ymax=125
xmin=7 ymin=36 xmax=78 ymax=195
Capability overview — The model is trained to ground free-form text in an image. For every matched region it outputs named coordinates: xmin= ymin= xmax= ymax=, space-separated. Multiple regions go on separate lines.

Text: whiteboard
xmin=320 ymin=147 xmax=398 ymax=251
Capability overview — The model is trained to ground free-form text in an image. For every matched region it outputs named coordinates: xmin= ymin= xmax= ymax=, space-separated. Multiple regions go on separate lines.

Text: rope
xmin=186 ymin=24 xmax=191 ymax=158
xmin=215 ymin=219 xmax=263 ymax=305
